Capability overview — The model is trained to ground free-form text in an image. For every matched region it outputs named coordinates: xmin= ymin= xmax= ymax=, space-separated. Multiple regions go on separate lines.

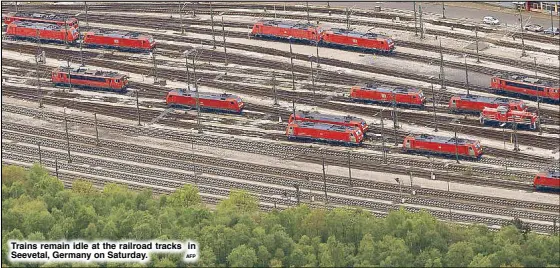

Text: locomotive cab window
xmin=115 ymin=79 xmax=120 ymax=83
xmin=230 ymin=102 xmax=235 ymax=105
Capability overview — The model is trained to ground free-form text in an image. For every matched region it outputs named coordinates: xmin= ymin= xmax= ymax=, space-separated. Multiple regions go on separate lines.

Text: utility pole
xmin=35 ymin=29 xmax=43 ymax=108
xmin=348 ymin=150 xmax=353 ymax=187
xmin=414 ymin=2 xmax=418 ymax=36
xmin=180 ymin=2 xmax=185 ymax=34
xmin=513 ymin=122 xmax=520 ymax=152
xmin=185 ymin=52 xmax=191 ymax=91
xmin=310 ymin=56 xmax=315 ymax=106
xmin=464 ymin=56 xmax=469 ymax=95
xmin=454 ymin=128 xmax=460 ymax=164
xmin=64 ymin=110 xmax=71 ymax=163
xmin=222 ymin=17 xmax=228 ymax=66
xmin=381 ymin=110 xmax=387 ymax=164
xmin=551 ymin=8 xmax=554 ymax=37
xmin=64 ymin=16 xmax=69 ymax=48
xmin=442 ymin=2 xmax=446 ymax=19
xmin=136 ymin=90 xmax=141 ymax=126
xmin=94 ymin=113 xmax=99 ymax=146
xmin=210 ymin=2 xmax=216 ymax=49
xmin=38 ymin=142 xmax=42 ymax=165
xmin=272 ymin=72 xmax=278 ymax=106
xmin=152 ymin=49 xmax=158 ymax=84
xmin=475 ymin=26 xmax=480 ymax=63
xmin=193 ymin=56 xmax=202 ymax=134
xmin=419 ymin=4 xmax=424 ymax=39
xmin=534 ymin=57 xmax=542 ymax=135
xmin=431 ymin=83 xmax=438 ymax=132
xmin=322 ymin=152 xmax=328 ymax=204
xmin=346 ymin=8 xmax=351 ymax=30
xmin=393 ymin=94 xmax=398 ymax=146
xmin=306 ymin=2 xmax=310 ymax=23
xmin=84 ymin=2 xmax=89 ymax=31
xmin=519 ymin=8 xmax=527 ymax=57
xmin=439 ymin=39 xmax=445 ymax=89
xmin=294 ymin=184 xmax=300 ymax=205
xmin=55 ymin=157 xmax=59 ymax=179
xmin=289 ymin=40 xmax=296 ymax=91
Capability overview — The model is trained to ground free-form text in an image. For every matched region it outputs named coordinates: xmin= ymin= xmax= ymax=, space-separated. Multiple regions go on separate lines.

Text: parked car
xmin=483 ymin=16 xmax=500 ymax=25
xmin=544 ymin=27 xmax=559 ymax=35
xmin=524 ymin=24 xmax=544 ymax=32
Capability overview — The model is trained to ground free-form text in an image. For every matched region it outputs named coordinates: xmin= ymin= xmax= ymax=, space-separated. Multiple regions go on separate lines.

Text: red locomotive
xmin=403 ymin=134 xmax=483 ymax=159
xmin=165 ymin=89 xmax=244 ymax=113
xmin=6 ymin=21 xmax=79 ymax=43
xmin=289 ymin=111 xmax=369 ymax=134
xmin=350 ymin=84 xmax=425 ymax=107
xmin=321 ymin=28 xmax=394 ymax=53
xmin=250 ymin=20 xmax=395 ymax=53
xmin=491 ymin=75 xmax=560 ymax=102
xmin=449 ymin=94 xmax=527 ymax=113
xmin=480 ymin=106 xmax=539 ymax=130
xmin=533 ymin=170 xmax=560 ymax=191
xmin=4 ymin=12 xmax=79 ymax=29
xmin=250 ymin=20 xmax=321 ymax=42
xmin=51 ymin=66 xmax=129 ymax=91
xmin=286 ymin=121 xmax=364 ymax=145
xmin=82 ymin=30 xmax=156 ymax=52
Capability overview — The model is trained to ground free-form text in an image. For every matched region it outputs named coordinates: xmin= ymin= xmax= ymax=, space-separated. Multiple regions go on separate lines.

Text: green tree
xmin=227 ymin=244 xmax=257 ymax=267
xmin=168 ymin=184 xmax=201 ymax=208
xmin=445 ymin=242 xmax=475 ymax=267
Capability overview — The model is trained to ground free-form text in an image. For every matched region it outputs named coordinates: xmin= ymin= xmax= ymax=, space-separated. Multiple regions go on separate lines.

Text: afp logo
xmin=183 ymin=240 xmax=199 ymax=263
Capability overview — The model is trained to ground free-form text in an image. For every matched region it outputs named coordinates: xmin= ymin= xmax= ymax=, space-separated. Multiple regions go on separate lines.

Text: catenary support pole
xmin=306 ymin=2 xmax=310 ymax=23
xmin=290 ymin=40 xmax=296 ymax=91
xmin=94 ymin=113 xmax=99 ymax=146
xmin=475 ymin=27 xmax=480 ymax=63
xmin=136 ymin=90 xmax=141 ymax=126
xmin=35 ymin=29 xmax=43 ymax=108
xmin=193 ymin=56 xmax=202 ymax=134
xmin=439 ymin=39 xmax=445 ymax=89
xmin=310 ymin=57 xmax=315 ymax=105
xmin=322 ymin=153 xmax=328 ymax=204
xmin=454 ymin=128 xmax=459 ymax=164
xmin=152 ymin=49 xmax=158 ymax=83
xmin=419 ymin=4 xmax=424 ymax=39
xmin=185 ymin=53 xmax=190 ymax=91
xmin=84 ymin=2 xmax=89 ymax=31
xmin=465 ymin=56 xmax=469 ymax=95
xmin=65 ymin=112 xmax=71 ymax=163
xmin=222 ymin=17 xmax=228 ymax=66
xmin=442 ymin=2 xmax=446 ymax=19
xmin=272 ymin=72 xmax=278 ymax=105
xmin=413 ymin=2 xmax=418 ymax=36
xmin=38 ymin=142 xmax=42 ymax=165
xmin=210 ymin=2 xmax=216 ymax=49
xmin=55 ymin=157 xmax=59 ymax=179
xmin=431 ymin=83 xmax=438 ymax=132
xmin=381 ymin=110 xmax=387 ymax=164
xmin=348 ymin=150 xmax=352 ymax=187
xmin=520 ymin=9 xmax=527 ymax=57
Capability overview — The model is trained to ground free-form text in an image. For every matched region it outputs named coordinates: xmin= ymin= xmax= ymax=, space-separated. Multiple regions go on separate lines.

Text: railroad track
xmin=2 ymin=105 xmax=541 ymax=187
xmin=8 ymin=2 xmax=559 ymax=52
xmin=3 ymin=46 xmax=558 ymax=153
xmin=3 ymin=132 xmax=557 ymax=233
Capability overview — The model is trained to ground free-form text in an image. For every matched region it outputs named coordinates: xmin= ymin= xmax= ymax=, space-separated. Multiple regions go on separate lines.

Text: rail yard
xmin=1 ymin=2 xmax=559 ymax=234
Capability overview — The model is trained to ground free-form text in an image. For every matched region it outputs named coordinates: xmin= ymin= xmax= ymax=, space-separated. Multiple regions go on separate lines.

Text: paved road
xmin=309 ymin=2 xmax=558 ymax=32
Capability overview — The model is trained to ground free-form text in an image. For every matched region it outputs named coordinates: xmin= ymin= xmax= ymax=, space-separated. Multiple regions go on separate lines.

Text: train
xmin=286 ymin=121 xmax=364 ymax=145
xmin=250 ymin=20 xmax=395 ymax=53
xmin=288 ymin=111 xmax=369 ymax=134
xmin=3 ymin=12 xmax=79 ymax=29
xmin=165 ymin=89 xmax=245 ymax=114
xmin=448 ymin=94 xmax=527 ymax=113
xmin=480 ymin=106 xmax=539 ymax=130
xmin=491 ymin=75 xmax=560 ymax=103
xmin=350 ymin=84 xmax=425 ymax=107
xmin=51 ymin=66 xmax=129 ymax=91
xmin=403 ymin=134 xmax=484 ymax=159
xmin=6 ymin=20 xmax=155 ymax=52
xmin=6 ymin=20 xmax=79 ymax=43
xmin=82 ymin=30 xmax=156 ymax=52
xmin=533 ymin=170 xmax=560 ymax=191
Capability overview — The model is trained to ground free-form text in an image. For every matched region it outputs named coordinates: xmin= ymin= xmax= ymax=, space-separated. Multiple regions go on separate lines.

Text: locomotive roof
xmin=546 ymin=170 xmax=560 ymax=178
xmin=259 ymin=19 xmax=318 ymax=30
xmin=325 ymin=28 xmax=390 ymax=40
xmin=412 ymin=134 xmax=477 ymax=145
xmin=454 ymin=94 xmax=516 ymax=104
xmin=296 ymin=111 xmax=365 ymax=123
xmin=169 ymin=89 xmax=241 ymax=100
xmin=86 ymin=30 xmax=154 ymax=40
xmin=9 ymin=12 xmax=76 ymax=22
xmin=292 ymin=121 xmax=356 ymax=132
xmin=360 ymin=83 xmax=421 ymax=94
xmin=57 ymin=66 xmax=125 ymax=78
xmin=11 ymin=20 xmax=65 ymax=30
xmin=494 ymin=74 xmax=555 ymax=87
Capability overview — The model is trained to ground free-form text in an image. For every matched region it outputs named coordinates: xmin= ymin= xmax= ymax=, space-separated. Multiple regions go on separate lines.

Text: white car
xmin=483 ymin=16 xmax=500 ymax=25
